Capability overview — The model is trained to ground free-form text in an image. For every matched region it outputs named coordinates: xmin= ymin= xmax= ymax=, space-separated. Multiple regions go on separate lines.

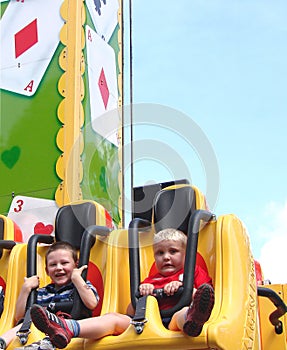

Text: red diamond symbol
xmin=98 ymin=68 xmax=109 ymax=109
xmin=14 ymin=19 xmax=38 ymax=58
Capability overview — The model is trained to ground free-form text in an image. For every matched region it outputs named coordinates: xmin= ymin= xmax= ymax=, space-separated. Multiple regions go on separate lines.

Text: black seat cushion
xmin=153 ymin=186 xmax=195 ymax=234
xmin=55 ymin=202 xmax=96 ymax=249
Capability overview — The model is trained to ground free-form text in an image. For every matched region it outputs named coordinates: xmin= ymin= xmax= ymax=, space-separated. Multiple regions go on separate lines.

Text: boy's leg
xmin=77 ymin=312 xmax=130 ymax=339
xmin=168 ymin=307 xmax=189 ymax=331
xmin=30 ymin=305 xmax=131 ymax=348
xmin=0 ymin=324 xmax=21 ymax=349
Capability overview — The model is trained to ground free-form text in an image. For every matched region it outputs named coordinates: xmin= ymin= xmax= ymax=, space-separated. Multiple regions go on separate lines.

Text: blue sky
xmin=127 ymin=1 xmax=287 ymax=283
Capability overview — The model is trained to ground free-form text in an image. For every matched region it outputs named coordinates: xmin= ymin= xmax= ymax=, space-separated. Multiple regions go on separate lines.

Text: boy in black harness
xmin=0 ymin=241 xmax=99 ymax=350
xmin=28 ymin=229 xmax=214 ymax=348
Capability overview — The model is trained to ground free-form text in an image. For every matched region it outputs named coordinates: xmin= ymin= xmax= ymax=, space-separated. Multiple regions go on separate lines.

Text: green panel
xmin=1 ymin=2 xmax=122 ymax=224
xmin=81 ymin=5 xmax=121 ymax=224
xmin=0 ymin=41 xmax=63 ymax=215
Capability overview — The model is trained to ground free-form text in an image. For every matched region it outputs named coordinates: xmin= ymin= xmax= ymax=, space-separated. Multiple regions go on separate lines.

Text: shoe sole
xmin=14 ymin=347 xmax=39 ymax=350
xmin=183 ymin=284 xmax=214 ymax=337
xmin=30 ymin=305 xmax=69 ymax=349
xmin=14 ymin=343 xmax=54 ymax=350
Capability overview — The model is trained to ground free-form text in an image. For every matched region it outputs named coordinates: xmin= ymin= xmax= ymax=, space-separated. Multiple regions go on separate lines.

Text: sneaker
xmin=38 ymin=337 xmax=55 ymax=350
xmin=14 ymin=337 xmax=55 ymax=350
xmin=183 ymin=283 xmax=215 ymax=337
xmin=30 ymin=305 xmax=73 ymax=349
xmin=0 ymin=337 xmax=6 ymax=350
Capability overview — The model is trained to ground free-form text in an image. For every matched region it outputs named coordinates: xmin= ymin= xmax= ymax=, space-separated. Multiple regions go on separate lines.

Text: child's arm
xmin=15 ymin=275 xmax=39 ymax=322
xmin=71 ymin=265 xmax=98 ymax=310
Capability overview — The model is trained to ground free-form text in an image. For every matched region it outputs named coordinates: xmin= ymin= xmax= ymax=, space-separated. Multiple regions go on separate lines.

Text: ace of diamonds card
xmin=0 ymin=0 xmax=63 ymax=96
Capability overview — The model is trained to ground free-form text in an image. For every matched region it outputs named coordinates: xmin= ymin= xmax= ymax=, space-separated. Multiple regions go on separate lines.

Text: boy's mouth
xmin=162 ymin=264 xmax=173 ymax=269
xmin=55 ymin=273 xmax=65 ymax=277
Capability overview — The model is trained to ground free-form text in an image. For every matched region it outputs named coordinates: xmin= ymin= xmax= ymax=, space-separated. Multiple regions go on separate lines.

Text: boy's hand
xmin=139 ymin=283 xmax=154 ymax=296
xmin=24 ymin=276 xmax=39 ymax=291
xmin=71 ymin=265 xmax=87 ymax=282
xmin=163 ymin=281 xmax=183 ymax=296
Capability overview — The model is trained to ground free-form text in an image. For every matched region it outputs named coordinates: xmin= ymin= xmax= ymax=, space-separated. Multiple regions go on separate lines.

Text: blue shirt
xmin=36 ymin=281 xmax=99 ymax=313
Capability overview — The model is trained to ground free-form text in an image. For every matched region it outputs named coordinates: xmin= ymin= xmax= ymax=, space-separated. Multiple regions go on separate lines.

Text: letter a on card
xmin=0 ymin=0 xmax=63 ymax=96
xmin=85 ymin=25 xmax=119 ymax=146
xmin=86 ymin=0 xmax=119 ymax=42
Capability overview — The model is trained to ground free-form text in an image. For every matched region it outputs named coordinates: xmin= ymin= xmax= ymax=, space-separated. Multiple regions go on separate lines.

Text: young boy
xmin=0 ymin=241 xmax=99 ymax=350
xmin=29 ymin=228 xmax=214 ymax=349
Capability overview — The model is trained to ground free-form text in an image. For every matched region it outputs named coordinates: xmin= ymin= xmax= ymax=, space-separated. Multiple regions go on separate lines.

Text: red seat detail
xmin=0 ymin=276 xmax=6 ymax=293
xmin=13 ymin=222 xmax=23 ymax=242
xmin=87 ymin=262 xmax=104 ymax=316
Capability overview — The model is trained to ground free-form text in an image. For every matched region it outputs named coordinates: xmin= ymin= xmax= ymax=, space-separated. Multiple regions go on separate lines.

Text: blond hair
xmin=153 ymin=228 xmax=187 ymax=247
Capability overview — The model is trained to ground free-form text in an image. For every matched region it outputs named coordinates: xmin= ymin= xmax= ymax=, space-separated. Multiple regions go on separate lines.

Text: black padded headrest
xmin=153 ymin=186 xmax=196 ymax=234
xmin=55 ymin=202 xmax=96 ymax=249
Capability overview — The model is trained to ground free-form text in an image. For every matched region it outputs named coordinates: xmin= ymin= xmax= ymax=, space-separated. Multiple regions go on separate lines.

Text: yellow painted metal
xmin=86 ymin=212 xmax=262 ymax=350
xmin=57 ymin=99 xmax=65 ymax=124
xmin=81 ymin=215 xmax=259 ymax=349
xmin=207 ymin=215 xmax=260 ymax=350
xmin=0 ymin=243 xmax=28 ymax=336
xmin=0 ymin=215 xmax=16 ymax=240
xmin=258 ymin=284 xmax=287 ymax=350
xmin=59 ymin=46 xmax=67 ymax=71
xmin=56 ymin=125 xmax=64 ymax=151
xmin=55 ymin=153 xmax=64 ymax=179
xmin=80 ymin=190 xmax=263 ymax=349
xmin=55 ymin=0 xmax=85 ymax=206
xmin=2 ymin=209 xmax=287 ymax=349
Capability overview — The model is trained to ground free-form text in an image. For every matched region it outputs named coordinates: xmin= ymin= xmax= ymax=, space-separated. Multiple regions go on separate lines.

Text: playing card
xmin=86 ymin=0 xmax=119 ymax=42
xmin=0 ymin=0 xmax=63 ymax=96
xmin=8 ymin=196 xmax=59 ymax=242
xmin=86 ymin=25 xmax=119 ymax=145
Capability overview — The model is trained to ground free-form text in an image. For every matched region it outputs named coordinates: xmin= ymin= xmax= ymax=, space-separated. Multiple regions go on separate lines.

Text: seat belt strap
xmin=16 ymin=308 xmax=32 ymax=345
xmin=130 ymin=296 xmax=148 ymax=334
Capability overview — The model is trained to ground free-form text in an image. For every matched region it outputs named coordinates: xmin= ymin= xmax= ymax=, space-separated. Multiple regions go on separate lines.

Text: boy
xmin=29 ymin=228 xmax=214 ymax=348
xmin=0 ymin=241 xmax=99 ymax=350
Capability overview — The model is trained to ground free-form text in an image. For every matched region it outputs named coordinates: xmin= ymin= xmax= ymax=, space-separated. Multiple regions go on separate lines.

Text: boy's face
xmin=153 ymin=240 xmax=185 ymax=277
xmin=45 ymin=248 xmax=77 ymax=288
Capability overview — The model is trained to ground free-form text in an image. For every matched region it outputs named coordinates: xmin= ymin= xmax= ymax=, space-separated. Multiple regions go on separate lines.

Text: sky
xmin=126 ymin=0 xmax=287 ymax=284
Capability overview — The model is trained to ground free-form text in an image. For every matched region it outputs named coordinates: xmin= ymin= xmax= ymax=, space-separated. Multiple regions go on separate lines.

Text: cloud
xmin=258 ymin=201 xmax=287 ymax=284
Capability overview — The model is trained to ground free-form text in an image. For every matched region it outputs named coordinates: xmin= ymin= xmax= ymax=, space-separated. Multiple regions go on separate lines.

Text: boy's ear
xmin=76 ymin=259 xmax=79 ymax=267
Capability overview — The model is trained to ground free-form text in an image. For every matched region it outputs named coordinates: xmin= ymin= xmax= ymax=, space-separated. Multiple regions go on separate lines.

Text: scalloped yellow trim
xmin=55 ymin=0 xmax=85 ymax=205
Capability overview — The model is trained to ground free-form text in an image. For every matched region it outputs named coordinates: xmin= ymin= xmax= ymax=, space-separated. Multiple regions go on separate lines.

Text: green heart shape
xmin=99 ymin=166 xmax=107 ymax=192
xmin=1 ymin=146 xmax=21 ymax=169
